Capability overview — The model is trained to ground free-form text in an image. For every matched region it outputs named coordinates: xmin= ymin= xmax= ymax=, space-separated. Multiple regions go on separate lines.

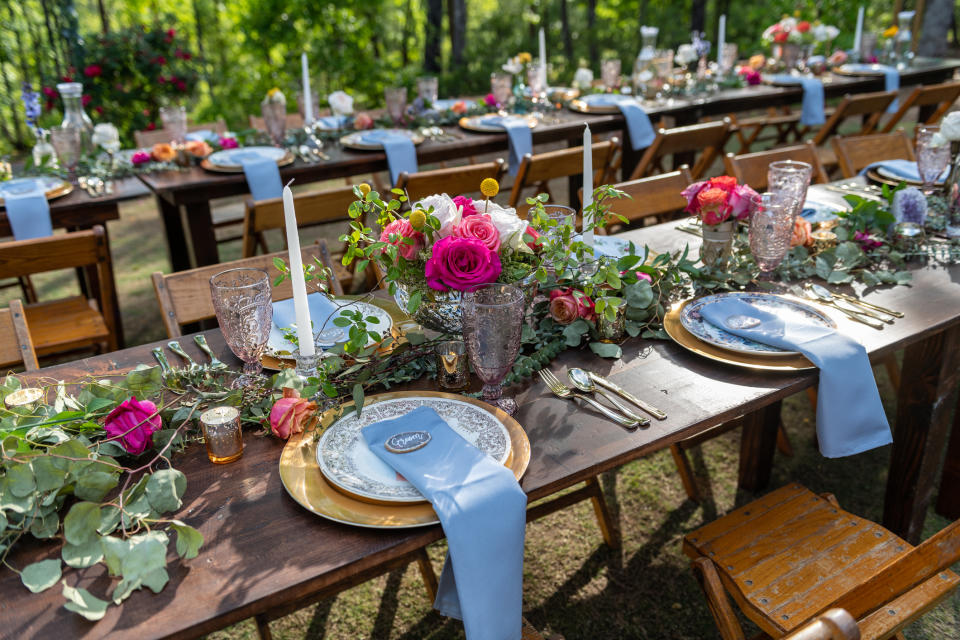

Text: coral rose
xmin=708 ymin=176 xmax=738 ymax=192
xmin=380 ymin=218 xmax=425 ymax=260
xmin=425 ymin=236 xmax=502 ymax=292
xmin=697 ymin=188 xmax=732 ymax=225
xmin=270 ymin=388 xmax=317 ymax=439
xmin=774 ymin=32 xmax=789 ymax=43
xmin=453 ymin=214 xmax=500 ymax=251
xmin=104 ymin=397 xmax=162 ymax=455
xmin=548 ymin=289 xmax=579 ymax=325
xmin=353 ymin=112 xmax=374 ymax=130
xmin=151 ymin=143 xmax=176 ymax=163
xmin=451 ymin=100 xmax=468 ymax=114
xmin=791 ymin=217 xmax=813 ymax=247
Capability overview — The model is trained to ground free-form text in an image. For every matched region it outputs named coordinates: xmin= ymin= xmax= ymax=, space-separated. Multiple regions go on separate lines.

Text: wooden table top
xmin=4 ymin=204 xmax=959 ymax=638
xmin=138 ymin=59 xmax=960 ymax=205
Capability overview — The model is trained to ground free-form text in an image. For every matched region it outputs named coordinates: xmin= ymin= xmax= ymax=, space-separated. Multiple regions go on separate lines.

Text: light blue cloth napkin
xmin=317 ymin=115 xmax=348 ymax=130
xmin=843 ymin=63 xmax=900 ymax=112
xmin=3 ymin=179 xmax=53 ymax=240
xmin=272 ymin=293 xmax=345 ymax=347
xmin=362 ymin=406 xmax=527 ymax=640
xmin=582 ymin=94 xmax=656 ymax=150
xmin=700 ymin=298 xmax=892 ymax=458
xmin=859 ymin=158 xmax=949 ymax=181
xmin=360 ymin=131 xmax=418 ymax=184
xmin=235 ymin=151 xmax=283 ymax=201
xmin=770 ymin=75 xmax=825 ymax=126
xmin=483 ymin=116 xmax=533 ymax=177
xmin=185 ymin=129 xmax=218 ymax=142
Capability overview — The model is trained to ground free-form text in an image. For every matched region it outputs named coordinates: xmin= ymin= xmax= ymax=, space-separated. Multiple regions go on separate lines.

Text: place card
xmin=384 ymin=431 xmax=431 ymax=454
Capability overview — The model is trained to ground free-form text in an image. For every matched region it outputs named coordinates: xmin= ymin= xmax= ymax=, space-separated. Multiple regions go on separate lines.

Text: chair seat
xmin=24 ymin=296 xmax=109 ymax=356
xmin=817 ymin=146 xmax=837 ymax=169
xmin=683 ymin=484 xmax=960 ymax=638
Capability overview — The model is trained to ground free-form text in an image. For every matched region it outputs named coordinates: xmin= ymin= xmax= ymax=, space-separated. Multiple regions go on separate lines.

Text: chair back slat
xmin=152 ymin=243 xmax=333 ymax=338
xmin=508 ymin=139 xmax=619 ymax=211
xmin=782 ymin=609 xmax=860 ymax=640
xmin=596 ymin=167 xmax=693 ymax=231
xmin=397 ymin=159 xmax=505 ymax=202
xmin=0 ymin=300 xmax=38 ymax=371
xmin=724 ymin=141 xmax=829 ymax=191
xmin=812 ymin=91 xmax=898 ymax=144
xmin=881 ymin=81 xmax=960 ymax=132
xmin=832 ymin=132 xmax=916 ymax=178
xmin=0 ymin=228 xmax=106 ymax=279
xmin=629 ymin=120 xmax=730 ymax=180
xmin=134 ymin=121 xmax=226 ymax=148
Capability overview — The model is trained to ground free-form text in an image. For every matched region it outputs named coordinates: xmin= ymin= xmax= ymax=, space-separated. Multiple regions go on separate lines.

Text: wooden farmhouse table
xmin=2 ymin=202 xmax=959 ymax=638
xmin=138 ymin=59 xmax=960 ymax=272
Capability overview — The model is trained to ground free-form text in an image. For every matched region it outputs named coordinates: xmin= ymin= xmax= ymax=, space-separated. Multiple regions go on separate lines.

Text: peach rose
xmin=269 ymin=388 xmax=317 ymax=439
xmin=549 ymin=289 xmax=580 ymax=325
xmin=184 ymin=140 xmax=212 ymax=157
xmin=451 ymin=100 xmax=468 ymax=114
xmin=353 ymin=112 xmax=374 ymax=130
xmin=151 ymin=142 xmax=177 ymax=162
xmin=791 ymin=217 xmax=813 ymax=247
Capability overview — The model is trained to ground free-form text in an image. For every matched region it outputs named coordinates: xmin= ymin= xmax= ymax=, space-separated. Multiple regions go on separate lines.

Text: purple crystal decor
xmin=209 ymin=268 xmax=272 ymax=387
xmin=462 ymin=283 xmax=525 ymax=415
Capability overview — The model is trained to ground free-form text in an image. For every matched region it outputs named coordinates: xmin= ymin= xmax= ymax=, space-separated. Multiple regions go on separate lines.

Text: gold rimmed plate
xmin=568 ymin=94 xmax=639 ymax=114
xmin=201 ymin=146 xmax=295 ymax=173
xmin=664 ymin=299 xmax=817 ymax=371
xmin=279 ymin=391 xmax=531 ymax=529
xmin=0 ymin=176 xmax=73 ymax=205
xmin=832 ymin=63 xmax=888 ymax=77
xmin=864 ymin=167 xmax=940 ymax=189
xmin=340 ymin=129 xmax=425 ymax=150
xmin=458 ymin=115 xmax=539 ymax=133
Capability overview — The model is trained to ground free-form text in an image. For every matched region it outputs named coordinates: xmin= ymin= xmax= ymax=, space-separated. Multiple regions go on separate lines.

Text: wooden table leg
xmin=883 ymin=325 xmax=960 ymax=543
xmin=71 ymin=221 xmax=125 ymax=348
xmin=737 ymin=400 xmax=782 ymax=492
xmin=184 ymin=201 xmax=220 ymax=267
xmin=935 ymin=401 xmax=960 ymax=520
xmin=157 ymin=195 xmax=192 ymax=272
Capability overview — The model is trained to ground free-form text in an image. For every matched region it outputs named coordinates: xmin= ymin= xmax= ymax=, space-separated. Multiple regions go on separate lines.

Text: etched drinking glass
xmin=416 ymin=76 xmax=439 ymax=105
xmin=384 ymin=86 xmax=408 ymax=123
xmin=49 ymin=126 xmax=82 ymax=182
xmin=159 ymin=105 xmax=188 ymax=144
xmin=767 ymin=160 xmax=812 ymax=221
xmin=209 ymin=268 xmax=272 ymax=387
xmin=916 ymin=126 xmax=950 ymax=195
xmin=490 ymin=72 xmax=513 ymax=111
xmin=749 ymin=193 xmax=794 ymax=278
xmin=463 ymin=283 xmax=525 ymax=415
xmin=601 ymin=58 xmax=622 ymax=91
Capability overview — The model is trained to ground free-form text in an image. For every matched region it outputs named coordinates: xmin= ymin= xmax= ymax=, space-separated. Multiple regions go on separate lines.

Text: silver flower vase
xmin=700 ymin=221 xmax=736 ymax=269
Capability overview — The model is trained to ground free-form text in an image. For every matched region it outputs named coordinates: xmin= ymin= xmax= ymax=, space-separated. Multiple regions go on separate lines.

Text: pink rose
xmin=549 ymin=289 xmax=579 ymax=324
xmin=131 ymin=151 xmax=151 ymax=165
xmin=354 ymin=112 xmax=374 ymax=130
xmin=484 ymin=93 xmax=498 ymax=107
xmin=83 ymin=64 xmax=102 ymax=78
xmin=577 ymin=294 xmax=596 ymax=322
xmin=453 ymin=214 xmax=500 ymax=251
xmin=453 ymin=195 xmax=477 ymax=218
xmin=681 ymin=181 xmax=710 ymax=214
xmin=104 ymin=397 xmax=161 ymax=455
xmin=270 ymin=388 xmax=317 ymax=439
xmin=425 ymin=236 xmax=502 ymax=292
xmin=380 ymin=218 xmax=425 ymax=260
xmin=219 ymin=137 xmax=238 ymax=149
xmin=854 ymin=230 xmax=883 ymax=251
xmin=620 ymin=270 xmax=652 ymax=283
xmin=524 ymin=225 xmax=541 ymax=252
xmin=729 ymin=184 xmax=760 ymax=220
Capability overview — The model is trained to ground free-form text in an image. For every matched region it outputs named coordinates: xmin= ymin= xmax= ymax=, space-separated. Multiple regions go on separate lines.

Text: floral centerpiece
xmin=762 ymin=15 xmax=838 ymax=69
xmin=682 ymin=176 xmax=759 ymax=268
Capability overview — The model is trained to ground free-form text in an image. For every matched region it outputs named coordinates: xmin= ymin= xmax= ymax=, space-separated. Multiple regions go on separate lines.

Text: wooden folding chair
xmin=0 ymin=226 xmax=118 ymax=358
xmin=508 ymin=138 xmax=620 ymax=216
xmin=685 ymin=483 xmax=960 ymax=640
xmin=809 ymin=91 xmax=899 ymax=146
xmin=628 ymin=119 xmax=732 ymax=181
xmin=590 ymin=166 xmax=694 ymax=233
xmin=0 ymin=300 xmax=38 ymax=372
xmin=726 ymin=107 xmax=805 ymax=154
xmin=396 ymin=159 xmax=506 ymax=202
xmin=133 ymin=120 xmax=227 ymax=147
xmin=151 ymin=242 xmax=342 ymax=338
xmin=784 ymin=610 xmax=860 ymax=640
xmin=832 ymin=132 xmax=917 ymax=179
xmin=248 ymin=112 xmax=304 ymax=131
xmin=880 ymin=81 xmax=960 ymax=133
xmin=724 ymin=142 xmax=830 ymax=190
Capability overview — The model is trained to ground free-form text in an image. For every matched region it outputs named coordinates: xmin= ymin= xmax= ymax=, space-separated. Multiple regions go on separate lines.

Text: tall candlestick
xmin=582 ymin=124 xmax=594 ymax=249
xmin=538 ymin=28 xmax=548 ymax=88
xmin=853 ymin=7 xmax=864 ymax=59
xmin=282 ymin=184 xmax=315 ymax=356
xmin=301 ymin=52 xmax=314 ymax=125
xmin=717 ymin=15 xmax=726 ymax=64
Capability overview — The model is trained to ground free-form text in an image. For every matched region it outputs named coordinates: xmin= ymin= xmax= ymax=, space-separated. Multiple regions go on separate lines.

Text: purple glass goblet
xmin=462 ymin=283 xmax=525 ymax=415
xmin=209 ymin=268 xmax=272 ymax=387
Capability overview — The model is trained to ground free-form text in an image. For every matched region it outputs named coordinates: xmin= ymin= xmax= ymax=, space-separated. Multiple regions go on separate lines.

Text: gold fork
xmin=538 ymin=369 xmax=639 ymax=430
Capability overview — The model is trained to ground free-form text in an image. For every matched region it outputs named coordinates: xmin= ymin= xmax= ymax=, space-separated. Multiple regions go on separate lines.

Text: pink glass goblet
xmin=767 ymin=160 xmax=812 ymax=221
xmin=463 ymin=283 xmax=525 ymax=415
xmin=749 ymin=192 xmax=794 ymax=279
xmin=209 ymin=268 xmax=272 ymax=387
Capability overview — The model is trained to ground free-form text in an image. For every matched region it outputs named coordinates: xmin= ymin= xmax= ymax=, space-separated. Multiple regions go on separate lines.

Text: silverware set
xmin=420 ymin=126 xmax=462 ymax=142
xmin=295 ymin=144 xmax=330 ymax=163
xmin=790 ymin=282 xmax=902 ymax=330
xmin=78 ymin=175 xmax=113 ymax=198
xmin=822 ymin=182 xmax=884 ymax=201
xmin=538 ymin=367 xmax=667 ymax=430
xmin=151 ymin=336 xmax=228 ymax=392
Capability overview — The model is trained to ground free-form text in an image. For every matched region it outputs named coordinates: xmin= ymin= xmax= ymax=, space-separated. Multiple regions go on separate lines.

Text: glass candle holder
xmin=4 ymin=387 xmax=43 ymax=411
xmin=597 ymin=297 xmax=626 ymax=343
xmin=811 ymin=229 xmax=838 ymax=253
xmin=416 ymin=76 xmax=439 ymax=104
xmin=200 ymin=406 xmax=243 ymax=464
xmin=295 ymin=352 xmax=319 ymax=381
xmin=159 ymin=105 xmax=188 ymax=144
xmin=435 ymin=340 xmax=469 ymax=391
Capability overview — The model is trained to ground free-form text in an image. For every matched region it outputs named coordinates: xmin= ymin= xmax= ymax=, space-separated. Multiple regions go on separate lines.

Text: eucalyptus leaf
xmin=29 ymin=511 xmax=60 ymax=539
xmin=20 ymin=558 xmax=61 ymax=593
xmin=142 ymin=567 xmax=170 ymax=593
xmin=62 ymin=536 xmax=105 ymax=569
xmin=7 ymin=463 xmax=36 ymax=497
xmin=145 ymin=469 xmax=187 ymax=514
xmin=64 ymin=502 xmax=101 ymax=546
xmin=170 ymin=521 xmax=204 ymax=559
xmin=100 ymin=535 xmax=131 ymax=576
xmin=62 ymin=581 xmax=109 ymax=621
xmin=120 ymin=535 xmax=167 ymax=580
xmin=623 ymin=281 xmax=654 ymax=308
xmin=589 ymin=342 xmax=622 ymax=359
xmin=75 ymin=471 xmax=120 ymax=502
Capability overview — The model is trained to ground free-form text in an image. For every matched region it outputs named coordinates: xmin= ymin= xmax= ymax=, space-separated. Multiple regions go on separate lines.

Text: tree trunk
xmin=424 ymin=0 xmax=443 ymax=73
xmin=98 ymin=0 xmax=109 ymax=34
xmin=191 ymin=0 xmax=210 ymax=94
xmin=587 ymin=0 xmax=598 ymax=69
xmin=691 ymin=0 xmax=706 ymax=34
xmin=400 ymin=0 xmax=412 ymax=66
xmin=918 ymin=0 xmax=954 ymax=56
xmin=638 ymin=0 xmax=649 ymax=29
xmin=560 ymin=0 xmax=574 ymax=62
xmin=447 ymin=0 xmax=466 ymax=68
xmin=40 ymin=0 xmax=63 ymax=79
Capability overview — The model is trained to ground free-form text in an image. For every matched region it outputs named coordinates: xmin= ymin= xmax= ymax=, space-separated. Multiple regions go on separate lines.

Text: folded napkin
xmin=272 ymin=293 xmax=345 ymax=347
xmin=483 ymin=116 xmax=533 ymax=177
xmin=235 ymin=151 xmax=283 ymax=201
xmin=859 ymin=158 xmax=949 ymax=182
xmin=699 ymin=298 xmax=892 ymax=458
xmin=582 ymin=95 xmax=656 ymax=150
xmin=770 ymin=75 xmax=825 ymax=126
xmin=185 ymin=129 xmax=218 ymax=143
xmin=316 ymin=115 xmax=348 ymax=130
xmin=362 ymin=406 xmax=527 ymax=640
xmin=843 ymin=63 xmax=900 ymax=112
xmin=3 ymin=180 xmax=53 ymax=240
xmin=359 ymin=131 xmax=418 ymax=184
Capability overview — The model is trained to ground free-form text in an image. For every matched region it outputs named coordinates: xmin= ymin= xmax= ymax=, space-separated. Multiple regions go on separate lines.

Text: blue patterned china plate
xmin=680 ymin=292 xmax=835 ymax=356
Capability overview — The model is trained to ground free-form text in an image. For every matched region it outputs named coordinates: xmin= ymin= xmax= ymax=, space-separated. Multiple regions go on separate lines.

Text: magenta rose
xmin=524 ymin=226 xmax=542 ymax=252
xmin=729 ymin=184 xmax=760 ymax=220
xmin=131 ymin=151 xmax=151 ymax=165
xmin=854 ymin=231 xmax=883 ymax=251
xmin=380 ymin=219 xmax=425 ymax=260
xmin=453 ymin=214 xmax=500 ymax=251
xmin=548 ymin=289 xmax=579 ymax=324
xmin=104 ymin=397 xmax=161 ymax=455
xmin=425 ymin=237 xmax=502 ymax=291
xmin=453 ymin=195 xmax=477 ymax=218
xmin=219 ymin=137 xmax=238 ymax=149
xmin=484 ymin=93 xmax=498 ymax=107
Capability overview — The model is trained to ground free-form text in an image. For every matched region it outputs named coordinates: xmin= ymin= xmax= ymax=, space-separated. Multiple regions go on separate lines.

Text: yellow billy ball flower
xmin=358 ymin=183 xmax=371 ymax=196
xmin=480 ymin=178 xmax=500 ymax=198
xmin=409 ymin=210 xmax=427 ymax=230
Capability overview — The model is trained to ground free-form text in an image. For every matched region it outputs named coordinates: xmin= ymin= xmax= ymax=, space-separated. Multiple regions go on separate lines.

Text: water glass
xmin=463 ymin=284 xmax=525 ymax=415
xmin=653 ymin=50 xmax=674 ymax=101
xmin=384 ymin=86 xmax=408 ymax=123
xmin=490 ymin=72 xmax=513 ymax=109
xmin=916 ymin=126 xmax=950 ymax=194
xmin=49 ymin=126 xmax=82 ymax=181
xmin=767 ymin=160 xmax=812 ymax=221
xmin=416 ymin=76 xmax=439 ymax=105
xmin=159 ymin=105 xmax=188 ymax=144
xmin=720 ymin=43 xmax=738 ymax=76
xmin=260 ymin=100 xmax=287 ymax=145
xmin=601 ymin=58 xmax=622 ymax=91
xmin=209 ymin=268 xmax=272 ymax=387
xmin=749 ymin=193 xmax=794 ymax=277
xmin=435 ymin=340 xmax=469 ymax=391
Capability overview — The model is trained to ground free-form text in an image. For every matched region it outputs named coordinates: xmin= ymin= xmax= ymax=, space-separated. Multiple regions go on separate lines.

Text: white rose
xmin=415 ymin=193 xmax=461 ymax=238
xmin=92 ymin=123 xmax=119 ymax=149
xmin=931 ymin=132 xmax=948 ymax=147
xmin=328 ymin=91 xmax=354 ymax=116
xmin=781 ymin=17 xmax=797 ymax=31
xmin=485 ymin=202 xmax=529 ymax=251
xmin=825 ymin=25 xmax=840 ymax=40
xmin=502 ymin=57 xmax=523 ymax=74
xmin=573 ymin=67 xmax=594 ymax=90
xmin=676 ymin=44 xmax=697 ymax=66
xmin=941 ymin=112 xmax=960 ymax=142
xmin=811 ymin=24 xmax=828 ymax=42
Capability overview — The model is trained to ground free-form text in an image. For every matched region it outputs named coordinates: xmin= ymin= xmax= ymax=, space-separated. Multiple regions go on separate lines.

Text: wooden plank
xmin=856 ymin=571 xmax=959 ymax=639
xmin=935 ymin=403 xmax=960 ymax=520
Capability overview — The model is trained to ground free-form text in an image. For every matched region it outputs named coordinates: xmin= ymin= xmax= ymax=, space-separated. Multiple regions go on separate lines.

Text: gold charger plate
xmin=0 ymin=178 xmax=73 ymax=206
xmin=457 ymin=115 xmax=539 ymax=133
xmin=568 ymin=98 xmax=624 ymax=114
xmin=200 ymin=151 xmax=295 ymax=173
xmin=340 ymin=130 xmax=425 ymax=150
xmin=664 ymin=299 xmax=816 ymax=372
xmin=279 ymin=391 xmax=531 ymax=529
xmin=863 ymin=167 xmax=938 ymax=189
xmin=832 ymin=64 xmax=887 ymax=77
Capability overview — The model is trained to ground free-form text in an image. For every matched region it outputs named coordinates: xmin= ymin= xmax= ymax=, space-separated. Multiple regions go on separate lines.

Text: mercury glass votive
xmin=811 ymin=229 xmax=838 ymax=254
xmin=435 ymin=341 xmax=469 ymax=391
xmin=4 ymin=387 xmax=43 ymax=411
xmin=200 ymin=406 xmax=243 ymax=464
xmin=597 ymin=297 xmax=627 ymax=343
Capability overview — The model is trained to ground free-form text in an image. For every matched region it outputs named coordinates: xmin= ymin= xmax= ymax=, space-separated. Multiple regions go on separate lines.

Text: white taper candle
xmin=301 ymin=52 xmax=314 ymax=125
xmin=538 ymin=28 xmax=548 ymax=88
xmin=282 ymin=183 xmax=315 ymax=356
xmin=717 ymin=15 xmax=726 ymax=65
xmin=582 ymin=123 xmax=594 ymax=249
xmin=853 ymin=7 xmax=864 ymax=58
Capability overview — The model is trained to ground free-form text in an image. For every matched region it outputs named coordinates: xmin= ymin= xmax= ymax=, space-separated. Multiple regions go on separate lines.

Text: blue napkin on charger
xmin=3 ymin=180 xmax=53 ymax=240
xmin=185 ymin=129 xmax=218 ymax=143
xmin=859 ymin=158 xmax=949 ymax=182
xmin=362 ymin=406 xmax=527 ymax=640
xmin=770 ymin=75 xmax=825 ymax=126
xmin=700 ymin=298 xmax=892 ymax=458
xmin=272 ymin=293 xmax=348 ymax=347
xmin=582 ymin=94 xmax=656 ymax=150
xmin=360 ymin=131 xmax=418 ymax=185
xmin=316 ymin=115 xmax=349 ymax=130
xmin=842 ymin=63 xmax=900 ymax=112
xmin=483 ymin=116 xmax=533 ymax=177
xmin=235 ymin=151 xmax=283 ymax=201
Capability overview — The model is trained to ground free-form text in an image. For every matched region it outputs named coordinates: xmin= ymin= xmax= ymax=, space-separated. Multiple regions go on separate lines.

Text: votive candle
xmin=4 ymin=387 xmax=42 ymax=410
xmin=200 ymin=406 xmax=243 ymax=464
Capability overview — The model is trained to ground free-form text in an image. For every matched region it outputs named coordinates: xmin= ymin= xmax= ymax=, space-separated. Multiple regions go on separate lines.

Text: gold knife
xmin=829 ymin=291 xmax=904 ymax=318
xmin=586 ymin=371 xmax=667 ymax=420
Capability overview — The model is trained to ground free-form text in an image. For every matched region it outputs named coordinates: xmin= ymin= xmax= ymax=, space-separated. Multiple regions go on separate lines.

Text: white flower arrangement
xmin=573 ymin=67 xmax=594 ymax=90
xmin=327 ymin=91 xmax=354 ymax=116
xmin=940 ymin=112 xmax=960 ymax=142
